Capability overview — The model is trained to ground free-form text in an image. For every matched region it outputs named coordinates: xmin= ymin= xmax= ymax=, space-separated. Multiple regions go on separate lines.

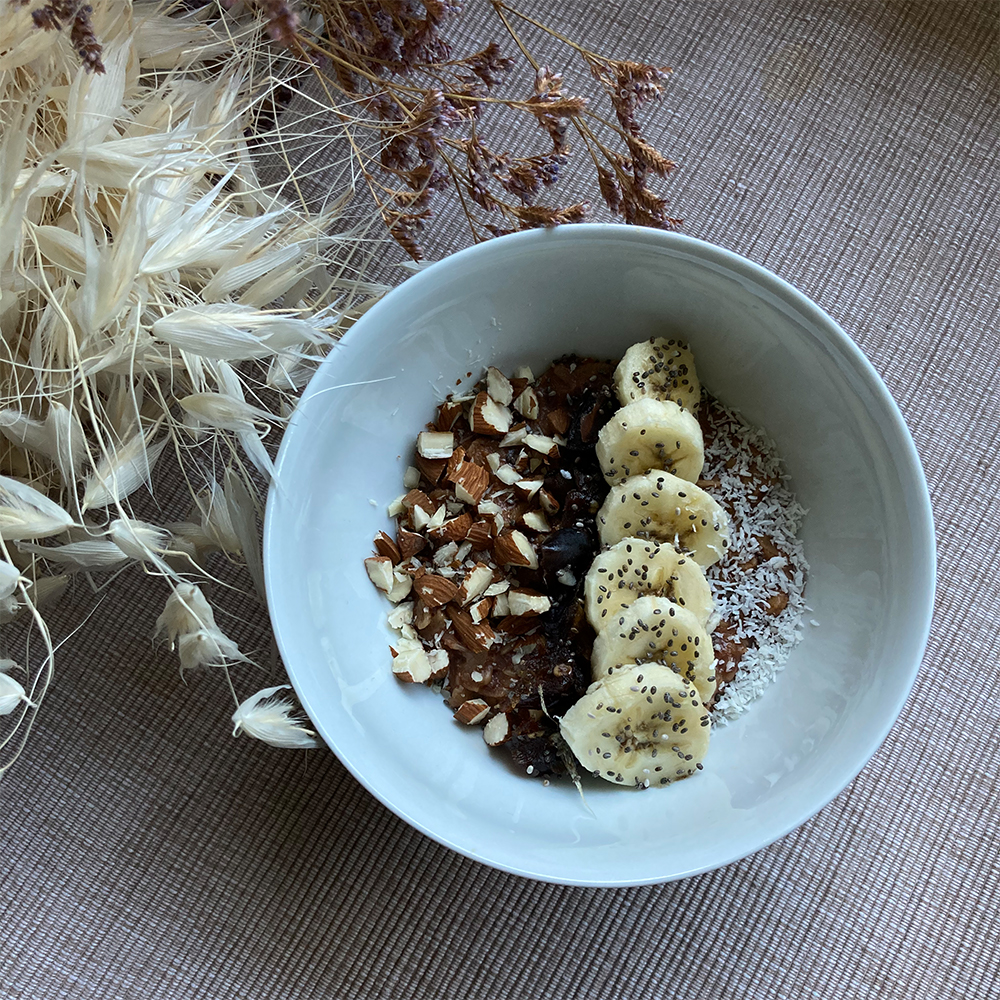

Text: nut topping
xmin=471 ymin=392 xmax=511 ymax=436
xmin=494 ymin=529 xmax=538 ymax=569
xmin=447 ymin=607 xmax=496 ymax=652
xmin=483 ymin=713 xmax=510 ymax=746
xmin=413 ymin=573 xmax=459 ymax=608
xmin=454 ymin=699 xmax=490 ymax=725
xmin=416 ymin=431 xmax=455 ymax=459
xmin=373 ymin=530 xmax=401 ymax=562
xmin=364 ymin=556 xmax=394 ymax=594
xmin=486 ymin=366 xmax=513 ymax=406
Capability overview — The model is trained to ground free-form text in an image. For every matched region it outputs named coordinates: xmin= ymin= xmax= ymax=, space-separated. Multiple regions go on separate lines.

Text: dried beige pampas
xmin=0 ymin=0 xmax=385 ymax=774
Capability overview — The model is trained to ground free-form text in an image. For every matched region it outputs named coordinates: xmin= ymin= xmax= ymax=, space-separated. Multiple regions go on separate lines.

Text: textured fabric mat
xmin=2 ymin=1 xmax=999 ymax=998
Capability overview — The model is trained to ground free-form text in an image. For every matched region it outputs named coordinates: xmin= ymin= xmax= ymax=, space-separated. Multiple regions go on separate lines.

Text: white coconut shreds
xmin=699 ymin=395 xmax=810 ymax=723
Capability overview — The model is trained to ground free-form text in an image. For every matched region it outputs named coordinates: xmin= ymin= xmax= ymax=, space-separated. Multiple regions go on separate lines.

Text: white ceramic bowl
xmin=264 ymin=226 xmax=935 ymax=886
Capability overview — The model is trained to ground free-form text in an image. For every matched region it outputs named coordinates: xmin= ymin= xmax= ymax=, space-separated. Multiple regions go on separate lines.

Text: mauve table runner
xmin=2 ymin=2 xmax=998 ymax=998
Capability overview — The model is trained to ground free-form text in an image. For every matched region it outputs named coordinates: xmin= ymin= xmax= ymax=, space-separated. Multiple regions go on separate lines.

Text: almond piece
xmin=391 ymin=636 xmax=448 ymax=684
xmin=498 ymin=425 xmax=527 ymax=448
xmin=403 ymin=465 xmax=421 ymax=488
xmin=387 ymin=602 xmax=415 ymax=629
xmin=521 ymin=510 xmax=549 ymax=532
xmin=374 ymin=530 xmax=401 ymax=562
xmin=397 ymin=527 xmax=426 ymax=560
xmin=436 ymin=400 xmax=464 ymax=431
xmin=483 ymin=712 xmax=510 ymax=746
xmin=507 ymin=589 xmax=551 ymax=616
xmin=486 ymin=366 xmax=513 ymax=406
xmin=364 ymin=556 xmax=394 ymax=594
xmin=432 ymin=541 xmax=459 ymax=567
xmin=457 ymin=562 xmax=494 ymax=604
xmin=514 ymin=478 xmax=543 ymax=497
xmin=387 ymin=569 xmax=413 ymax=603
xmin=416 ymin=431 xmax=455 ymax=460
xmin=402 ymin=488 xmax=433 ymax=513
xmin=765 ymin=591 xmax=789 ymax=615
xmin=420 ymin=504 xmax=447 ymax=532
xmin=445 ymin=446 xmax=466 ymax=478
xmin=428 ymin=512 xmax=472 ymax=543
xmin=469 ymin=596 xmax=492 ymax=623
xmin=538 ymin=489 xmax=560 ymax=515
xmin=447 ymin=607 xmax=497 ymax=652
xmin=416 ymin=454 xmax=447 ymax=484
xmin=513 ymin=386 xmax=540 ymax=420
xmin=448 ymin=460 xmax=489 ymax=505
xmin=546 ymin=408 xmax=571 ymax=436
xmin=494 ymin=529 xmax=538 ymax=569
xmin=471 ymin=392 xmax=511 ymax=436
xmin=466 ymin=520 xmax=493 ymax=550
xmin=414 ymin=573 xmax=459 ymax=608
xmin=495 ymin=464 xmax=520 ymax=485
xmin=454 ymin=699 xmax=490 ymax=725
xmin=523 ymin=433 xmax=559 ymax=459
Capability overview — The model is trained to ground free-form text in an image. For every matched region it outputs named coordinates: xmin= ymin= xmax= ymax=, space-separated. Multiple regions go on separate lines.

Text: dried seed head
xmin=231 ymin=685 xmax=318 ymax=749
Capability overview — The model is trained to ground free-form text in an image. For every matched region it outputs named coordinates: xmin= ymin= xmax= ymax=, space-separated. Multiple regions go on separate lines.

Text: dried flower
xmin=177 ymin=628 xmax=250 ymax=678
xmin=232 ymin=685 xmax=318 ymax=749
xmin=155 ymin=584 xmax=218 ymax=649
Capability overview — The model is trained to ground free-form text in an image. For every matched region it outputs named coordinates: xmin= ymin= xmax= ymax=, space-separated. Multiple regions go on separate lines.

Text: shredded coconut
xmin=700 ymin=397 xmax=809 ymax=722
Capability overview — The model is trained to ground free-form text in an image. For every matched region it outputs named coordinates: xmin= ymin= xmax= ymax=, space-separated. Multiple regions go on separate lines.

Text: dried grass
xmin=0 ymin=0 xmax=385 ymax=770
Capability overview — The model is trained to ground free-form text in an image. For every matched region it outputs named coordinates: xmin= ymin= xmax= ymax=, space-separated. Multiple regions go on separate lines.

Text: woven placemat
xmin=2 ymin=2 xmax=999 ymax=998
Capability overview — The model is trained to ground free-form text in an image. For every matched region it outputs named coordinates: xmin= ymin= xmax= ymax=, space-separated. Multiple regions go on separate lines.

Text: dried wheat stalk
xmin=0 ymin=0 xmax=386 ymax=771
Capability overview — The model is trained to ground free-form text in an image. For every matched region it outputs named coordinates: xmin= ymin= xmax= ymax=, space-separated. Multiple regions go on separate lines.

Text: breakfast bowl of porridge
xmin=263 ymin=225 xmax=935 ymax=886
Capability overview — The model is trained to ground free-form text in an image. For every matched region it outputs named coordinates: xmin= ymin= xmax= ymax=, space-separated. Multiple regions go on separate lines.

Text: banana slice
xmin=614 ymin=337 xmax=700 ymax=412
xmin=597 ymin=471 xmax=730 ymax=567
xmin=591 ymin=596 xmax=716 ymax=704
xmin=596 ymin=397 xmax=704 ymax=485
xmin=558 ymin=664 xmax=710 ymax=786
xmin=584 ymin=537 xmax=714 ymax=631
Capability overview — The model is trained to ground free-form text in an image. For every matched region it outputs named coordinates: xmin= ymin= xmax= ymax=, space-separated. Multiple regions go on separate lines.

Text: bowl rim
xmin=264 ymin=224 xmax=937 ymax=886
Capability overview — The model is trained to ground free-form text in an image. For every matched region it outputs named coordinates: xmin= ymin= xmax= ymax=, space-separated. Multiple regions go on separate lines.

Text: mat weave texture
xmin=2 ymin=2 xmax=999 ymax=998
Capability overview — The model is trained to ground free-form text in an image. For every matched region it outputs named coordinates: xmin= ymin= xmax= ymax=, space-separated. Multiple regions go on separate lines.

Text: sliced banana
xmin=597 ymin=471 xmax=730 ymax=567
xmin=584 ymin=537 xmax=714 ymax=631
xmin=596 ymin=397 xmax=704 ymax=485
xmin=614 ymin=337 xmax=700 ymax=412
xmin=591 ymin=596 xmax=715 ymax=703
xmin=558 ymin=664 xmax=710 ymax=786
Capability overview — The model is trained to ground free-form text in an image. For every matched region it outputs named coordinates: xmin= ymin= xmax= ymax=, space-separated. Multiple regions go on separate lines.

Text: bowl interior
xmin=264 ymin=226 xmax=934 ymax=886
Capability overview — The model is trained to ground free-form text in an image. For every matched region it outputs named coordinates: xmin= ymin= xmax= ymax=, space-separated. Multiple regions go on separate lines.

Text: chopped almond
xmin=507 ymin=589 xmax=551 ymax=616
xmin=447 ymin=607 xmax=497 ymax=652
xmin=483 ymin=712 xmax=510 ymax=746
xmin=454 ymin=699 xmax=490 ymax=725
xmin=494 ymin=529 xmax=538 ymax=569
xmin=414 ymin=573 xmax=459 ymax=608
xmin=436 ymin=400 xmax=465 ymax=431
xmin=466 ymin=520 xmax=493 ymax=549
xmin=486 ymin=366 xmax=513 ymax=406
xmin=415 ymin=454 xmax=447 ymax=484
xmin=416 ymin=431 xmax=455 ymax=459
xmin=513 ymin=386 xmax=540 ymax=420
xmin=373 ymin=530 xmax=401 ymax=562
xmin=397 ymin=527 xmax=426 ymax=560
xmin=364 ymin=556 xmax=394 ymax=594
xmin=471 ymin=392 xmax=511 ymax=436
xmin=428 ymin=512 xmax=472 ymax=543
xmin=457 ymin=563 xmax=494 ymax=604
